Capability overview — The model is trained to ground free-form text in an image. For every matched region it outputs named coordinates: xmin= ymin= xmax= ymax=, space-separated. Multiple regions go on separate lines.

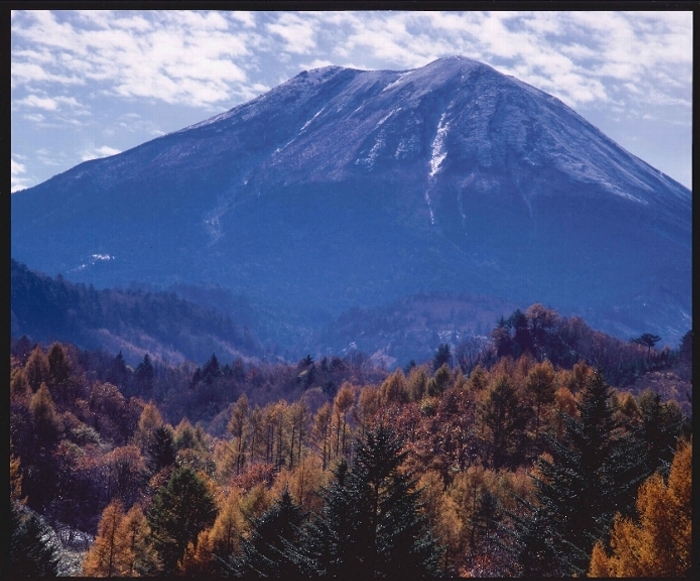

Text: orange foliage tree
xmin=588 ymin=440 xmax=692 ymax=578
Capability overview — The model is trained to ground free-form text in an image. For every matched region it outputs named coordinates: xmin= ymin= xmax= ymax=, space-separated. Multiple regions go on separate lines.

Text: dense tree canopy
xmin=7 ymin=305 xmax=691 ymax=577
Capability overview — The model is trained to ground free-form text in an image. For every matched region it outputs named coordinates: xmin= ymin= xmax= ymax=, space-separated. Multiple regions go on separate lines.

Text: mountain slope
xmin=11 ymin=56 xmax=691 ymax=345
xmin=10 ymin=260 xmax=260 ymax=365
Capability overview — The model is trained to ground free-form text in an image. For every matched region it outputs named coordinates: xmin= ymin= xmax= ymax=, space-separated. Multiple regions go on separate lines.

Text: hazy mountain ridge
xmin=11 ymin=56 xmax=691 ymax=346
xmin=10 ymin=259 xmax=261 ymax=366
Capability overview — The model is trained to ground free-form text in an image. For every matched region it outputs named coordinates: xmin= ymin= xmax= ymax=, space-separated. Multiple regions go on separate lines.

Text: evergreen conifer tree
xmin=295 ymin=425 xmax=443 ymax=579
xmin=148 ymin=425 xmax=176 ymax=472
xmin=510 ymin=371 xmax=637 ymax=576
xmin=222 ymin=488 xmax=307 ymax=578
xmin=10 ymin=500 xmax=60 ymax=577
xmin=147 ymin=466 xmax=218 ymax=574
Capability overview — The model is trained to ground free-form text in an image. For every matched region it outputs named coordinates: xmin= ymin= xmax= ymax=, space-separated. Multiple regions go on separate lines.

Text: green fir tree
xmin=513 ymin=371 xmax=637 ymax=576
xmin=10 ymin=501 xmax=60 ymax=577
xmin=147 ymin=466 xmax=218 ymax=574
xmin=294 ymin=425 xmax=443 ymax=579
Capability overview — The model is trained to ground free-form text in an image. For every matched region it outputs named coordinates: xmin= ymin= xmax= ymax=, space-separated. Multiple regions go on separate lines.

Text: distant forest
xmin=10 ymin=299 xmax=692 ymax=576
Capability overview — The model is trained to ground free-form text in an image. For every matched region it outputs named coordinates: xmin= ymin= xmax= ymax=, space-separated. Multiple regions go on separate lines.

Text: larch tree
xmin=525 ymin=360 xmax=556 ymax=439
xmin=133 ymin=402 xmax=163 ymax=455
xmin=208 ymin=488 xmax=245 ymax=560
xmin=228 ymin=393 xmax=250 ymax=475
xmin=82 ymin=500 xmax=129 ymax=577
xmin=11 ymin=368 xmax=32 ymax=402
xmin=332 ymin=383 xmax=355 ymax=461
xmin=29 ymin=382 xmax=61 ymax=446
xmin=312 ymin=402 xmax=333 ymax=470
xmin=24 ymin=345 xmax=50 ymax=392
xmin=117 ymin=503 xmax=160 ymax=576
xmin=588 ymin=440 xmax=692 ymax=578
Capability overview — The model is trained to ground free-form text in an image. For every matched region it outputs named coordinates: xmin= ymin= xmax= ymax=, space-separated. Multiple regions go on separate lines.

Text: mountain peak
xmin=11 ymin=56 xmax=691 ymax=346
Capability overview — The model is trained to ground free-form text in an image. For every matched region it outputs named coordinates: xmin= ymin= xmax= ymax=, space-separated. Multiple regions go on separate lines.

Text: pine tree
xmin=433 ymin=343 xmax=452 ymax=371
xmin=10 ymin=500 xmax=60 ymax=577
xmin=135 ymin=353 xmax=155 ymax=393
xmin=498 ymin=495 xmax=557 ymax=577
xmin=296 ymin=425 xmax=443 ymax=579
xmin=222 ymin=488 xmax=307 ymax=579
xmin=147 ymin=425 xmax=176 ymax=472
xmin=47 ymin=342 xmax=71 ymax=403
xmin=515 ymin=371 xmax=634 ymax=576
xmin=147 ymin=466 xmax=218 ymax=574
xmin=479 ymin=375 xmax=531 ymax=469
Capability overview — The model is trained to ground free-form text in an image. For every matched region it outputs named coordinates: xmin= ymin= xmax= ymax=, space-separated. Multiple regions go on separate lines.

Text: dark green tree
xmin=467 ymin=490 xmax=501 ymax=556
xmin=147 ymin=425 xmax=176 ymax=472
xmin=508 ymin=309 xmax=532 ymax=357
xmin=432 ymin=343 xmax=451 ymax=371
xmin=678 ymin=329 xmax=692 ymax=362
xmin=631 ymin=333 xmax=661 ymax=358
xmin=47 ymin=342 xmax=71 ymax=401
xmin=295 ymin=426 xmax=443 ymax=579
xmin=10 ymin=501 xmax=60 ymax=577
xmin=479 ymin=376 xmax=531 ymax=470
xmin=147 ymin=466 xmax=218 ymax=574
xmin=426 ymin=363 xmax=451 ymax=397
xmin=514 ymin=371 xmax=636 ymax=576
xmin=202 ymin=353 xmax=221 ymax=384
xmin=108 ymin=350 xmax=129 ymax=390
xmin=630 ymin=389 xmax=683 ymax=481
xmin=222 ymin=489 xmax=307 ymax=578
xmin=498 ymin=495 xmax=557 ymax=577
xmin=135 ymin=353 xmax=155 ymax=393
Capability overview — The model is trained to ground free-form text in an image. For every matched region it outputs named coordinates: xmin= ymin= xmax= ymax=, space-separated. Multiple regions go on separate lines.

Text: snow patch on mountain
xmin=377 ymin=108 xmax=401 ymax=127
xmin=300 ymin=107 xmax=326 ymax=132
xmin=429 ymin=113 xmax=449 ymax=177
xmin=382 ymin=72 xmax=411 ymax=92
xmin=424 ymin=191 xmax=435 ymax=225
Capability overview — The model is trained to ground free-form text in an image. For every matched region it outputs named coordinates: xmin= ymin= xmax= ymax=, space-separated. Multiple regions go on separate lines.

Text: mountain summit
xmin=11 ymin=57 xmax=691 ymax=345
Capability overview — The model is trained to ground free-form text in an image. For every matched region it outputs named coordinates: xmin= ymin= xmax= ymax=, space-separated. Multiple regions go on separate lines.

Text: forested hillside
xmin=9 ymin=308 xmax=692 ymax=577
xmin=11 ymin=259 xmax=261 ymax=365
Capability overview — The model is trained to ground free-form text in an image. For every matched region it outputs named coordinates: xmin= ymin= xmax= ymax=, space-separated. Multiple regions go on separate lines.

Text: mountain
xmin=11 ymin=56 xmax=692 ymax=347
xmin=300 ymin=292 xmax=519 ymax=367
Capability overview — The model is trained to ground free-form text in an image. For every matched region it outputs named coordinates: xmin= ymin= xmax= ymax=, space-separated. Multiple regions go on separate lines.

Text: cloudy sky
xmin=11 ymin=10 xmax=692 ymax=192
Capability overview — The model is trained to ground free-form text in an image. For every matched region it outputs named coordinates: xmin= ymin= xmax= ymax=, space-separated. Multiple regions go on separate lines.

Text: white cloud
xmin=11 ymin=158 xmax=31 ymax=192
xmin=265 ymin=13 xmax=318 ymax=54
xmin=12 ymin=158 xmax=26 ymax=174
xmin=97 ymin=145 xmax=121 ymax=156
xmin=10 ymin=10 xmax=692 ymax=189
xmin=81 ymin=145 xmax=122 ymax=162
xmin=230 ymin=11 xmax=256 ymax=28
xmin=12 ymin=10 xmax=258 ymax=107
xmin=16 ymin=93 xmax=84 ymax=110
xmin=18 ymin=94 xmax=58 ymax=110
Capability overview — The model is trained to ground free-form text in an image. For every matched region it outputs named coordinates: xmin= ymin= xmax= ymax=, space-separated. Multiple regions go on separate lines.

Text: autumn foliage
xmin=8 ymin=304 xmax=692 ymax=577
xmin=588 ymin=440 xmax=692 ymax=578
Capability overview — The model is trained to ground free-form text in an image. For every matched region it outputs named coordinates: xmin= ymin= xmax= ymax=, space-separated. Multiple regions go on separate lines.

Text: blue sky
xmin=11 ymin=10 xmax=692 ymax=192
